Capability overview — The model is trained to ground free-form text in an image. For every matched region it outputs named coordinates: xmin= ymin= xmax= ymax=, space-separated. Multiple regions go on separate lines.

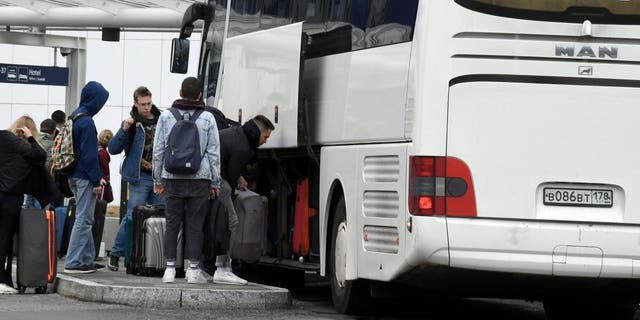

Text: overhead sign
xmin=0 ymin=63 xmax=68 ymax=86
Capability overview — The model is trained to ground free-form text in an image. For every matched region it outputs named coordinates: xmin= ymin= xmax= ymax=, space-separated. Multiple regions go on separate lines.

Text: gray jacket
xmin=38 ymin=132 xmax=54 ymax=172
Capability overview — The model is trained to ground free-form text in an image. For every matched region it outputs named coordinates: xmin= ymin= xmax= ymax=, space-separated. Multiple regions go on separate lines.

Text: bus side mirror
xmin=170 ymin=38 xmax=190 ymax=74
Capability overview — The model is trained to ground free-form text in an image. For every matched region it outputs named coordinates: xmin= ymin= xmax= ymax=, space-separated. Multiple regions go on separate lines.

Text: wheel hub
xmin=334 ymin=221 xmax=347 ymax=288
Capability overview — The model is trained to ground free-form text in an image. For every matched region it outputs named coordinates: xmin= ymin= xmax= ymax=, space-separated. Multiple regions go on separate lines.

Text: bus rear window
xmin=456 ymin=0 xmax=640 ymax=24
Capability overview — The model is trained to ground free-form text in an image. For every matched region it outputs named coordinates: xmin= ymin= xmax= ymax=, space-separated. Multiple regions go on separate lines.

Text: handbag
xmin=100 ymin=183 xmax=114 ymax=203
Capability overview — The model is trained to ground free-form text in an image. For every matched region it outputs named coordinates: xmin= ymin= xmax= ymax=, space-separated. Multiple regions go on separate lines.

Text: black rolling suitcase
xmin=92 ymin=198 xmax=107 ymax=259
xmin=130 ymin=205 xmax=183 ymax=276
xmin=17 ymin=207 xmax=56 ymax=294
xmin=59 ymin=198 xmax=107 ymax=259
xmin=58 ymin=199 xmax=75 ymax=258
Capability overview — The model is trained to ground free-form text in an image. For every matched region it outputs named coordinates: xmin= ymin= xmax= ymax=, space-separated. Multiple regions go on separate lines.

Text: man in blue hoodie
xmin=63 ymin=81 xmax=109 ymax=274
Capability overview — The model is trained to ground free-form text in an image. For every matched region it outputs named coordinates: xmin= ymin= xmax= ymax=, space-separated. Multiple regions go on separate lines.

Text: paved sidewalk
xmin=53 ymin=260 xmax=291 ymax=310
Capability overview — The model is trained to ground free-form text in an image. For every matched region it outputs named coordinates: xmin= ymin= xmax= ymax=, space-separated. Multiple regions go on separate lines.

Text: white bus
xmin=172 ymin=1 xmax=640 ymax=317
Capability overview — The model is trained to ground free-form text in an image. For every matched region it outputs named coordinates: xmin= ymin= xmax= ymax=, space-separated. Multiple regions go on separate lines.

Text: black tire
xmin=329 ymin=197 xmax=370 ymax=315
xmin=35 ymin=286 xmax=46 ymax=294
xmin=544 ymin=298 xmax=638 ymax=320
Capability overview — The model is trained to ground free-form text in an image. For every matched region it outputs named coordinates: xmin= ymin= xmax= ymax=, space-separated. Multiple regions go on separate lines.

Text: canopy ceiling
xmin=0 ymin=0 xmax=201 ymax=28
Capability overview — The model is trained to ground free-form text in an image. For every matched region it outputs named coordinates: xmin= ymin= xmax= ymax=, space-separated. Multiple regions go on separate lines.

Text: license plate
xmin=543 ymin=188 xmax=613 ymax=208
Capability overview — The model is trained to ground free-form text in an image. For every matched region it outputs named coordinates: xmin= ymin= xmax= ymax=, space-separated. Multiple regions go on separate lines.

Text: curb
xmin=54 ymin=274 xmax=291 ymax=309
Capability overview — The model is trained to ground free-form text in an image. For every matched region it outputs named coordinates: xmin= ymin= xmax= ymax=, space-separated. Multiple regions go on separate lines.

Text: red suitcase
xmin=292 ymin=178 xmax=317 ymax=257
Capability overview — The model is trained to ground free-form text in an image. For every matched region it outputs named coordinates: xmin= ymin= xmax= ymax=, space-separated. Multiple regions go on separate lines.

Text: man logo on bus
xmin=555 ymin=45 xmax=618 ymax=59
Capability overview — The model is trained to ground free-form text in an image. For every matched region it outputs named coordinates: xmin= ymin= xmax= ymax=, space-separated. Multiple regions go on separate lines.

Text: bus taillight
xmin=409 ymin=156 xmax=476 ymax=217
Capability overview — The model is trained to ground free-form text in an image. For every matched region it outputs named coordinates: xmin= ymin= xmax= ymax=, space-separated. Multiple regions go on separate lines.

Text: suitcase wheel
xmin=35 ymin=286 xmax=47 ymax=294
xmin=18 ymin=285 xmax=26 ymax=294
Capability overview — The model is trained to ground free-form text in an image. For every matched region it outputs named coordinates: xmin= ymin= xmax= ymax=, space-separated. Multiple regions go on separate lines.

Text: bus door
xmin=218 ymin=22 xmax=305 ymax=149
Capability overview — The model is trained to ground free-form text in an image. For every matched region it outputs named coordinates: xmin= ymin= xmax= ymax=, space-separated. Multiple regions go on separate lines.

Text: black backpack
xmin=164 ymin=108 xmax=204 ymax=175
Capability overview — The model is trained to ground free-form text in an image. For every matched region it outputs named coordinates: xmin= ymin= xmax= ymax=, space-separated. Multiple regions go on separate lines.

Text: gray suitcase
xmin=142 ymin=217 xmax=183 ymax=274
xmin=230 ymin=190 xmax=267 ymax=262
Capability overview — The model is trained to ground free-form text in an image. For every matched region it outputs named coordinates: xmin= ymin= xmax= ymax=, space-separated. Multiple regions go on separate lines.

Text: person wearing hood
xmin=63 ymin=81 xmax=109 ymax=274
xmin=211 ymin=114 xmax=274 ymax=285
xmin=106 ymin=86 xmax=164 ymax=272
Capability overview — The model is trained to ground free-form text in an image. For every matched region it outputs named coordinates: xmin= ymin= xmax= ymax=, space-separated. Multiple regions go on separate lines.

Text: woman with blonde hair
xmin=8 ymin=115 xmax=39 ymax=143
xmin=0 ymin=116 xmax=47 ymax=293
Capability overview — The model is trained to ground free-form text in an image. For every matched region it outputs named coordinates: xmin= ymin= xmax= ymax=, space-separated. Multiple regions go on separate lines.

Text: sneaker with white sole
xmin=64 ymin=265 xmax=97 ymax=274
xmin=201 ymin=269 xmax=214 ymax=282
xmin=186 ymin=269 xmax=209 ymax=284
xmin=213 ymin=270 xmax=248 ymax=285
xmin=108 ymin=255 xmax=119 ymax=271
xmin=162 ymin=268 xmax=176 ymax=283
xmin=0 ymin=284 xmax=17 ymax=294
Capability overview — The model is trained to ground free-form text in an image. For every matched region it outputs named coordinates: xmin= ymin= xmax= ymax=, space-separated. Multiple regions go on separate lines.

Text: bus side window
xmin=365 ymin=0 xmax=419 ymax=48
xmin=229 ymin=0 xmax=261 ymax=37
xmin=261 ymin=0 xmax=292 ymax=29
xmin=328 ymin=0 xmax=367 ymax=50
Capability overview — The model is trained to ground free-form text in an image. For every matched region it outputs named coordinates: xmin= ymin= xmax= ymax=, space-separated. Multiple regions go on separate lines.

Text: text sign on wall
xmin=0 ymin=63 xmax=68 ymax=86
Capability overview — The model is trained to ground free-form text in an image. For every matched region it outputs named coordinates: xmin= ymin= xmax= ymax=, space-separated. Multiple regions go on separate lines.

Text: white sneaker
xmin=186 ymin=269 xmax=209 ymax=284
xmin=213 ymin=269 xmax=248 ymax=285
xmin=0 ymin=284 xmax=17 ymax=294
xmin=201 ymin=269 xmax=214 ymax=282
xmin=162 ymin=268 xmax=176 ymax=283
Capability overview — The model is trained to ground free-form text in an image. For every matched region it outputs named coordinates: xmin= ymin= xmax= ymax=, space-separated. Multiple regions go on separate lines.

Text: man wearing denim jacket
xmin=152 ymin=77 xmax=221 ymax=284
xmin=106 ymin=86 xmax=164 ymax=271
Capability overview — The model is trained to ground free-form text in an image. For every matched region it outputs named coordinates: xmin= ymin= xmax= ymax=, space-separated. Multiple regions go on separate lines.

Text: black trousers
xmin=164 ymin=179 xmax=209 ymax=261
xmin=0 ymin=192 xmax=22 ymax=287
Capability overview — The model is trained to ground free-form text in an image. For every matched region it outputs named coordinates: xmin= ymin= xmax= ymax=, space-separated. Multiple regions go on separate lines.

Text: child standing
xmin=98 ymin=129 xmax=114 ymax=203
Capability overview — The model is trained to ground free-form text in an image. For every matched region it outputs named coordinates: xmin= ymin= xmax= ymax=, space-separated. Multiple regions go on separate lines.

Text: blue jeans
xmin=24 ymin=195 xmax=41 ymax=209
xmin=110 ymin=172 xmax=165 ymax=256
xmin=64 ymin=177 xmax=96 ymax=269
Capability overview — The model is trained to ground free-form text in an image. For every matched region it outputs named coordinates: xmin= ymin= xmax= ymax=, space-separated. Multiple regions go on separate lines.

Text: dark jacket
xmin=0 ymin=132 xmax=46 ymax=193
xmin=69 ymin=81 xmax=109 ymax=187
xmin=219 ymin=121 xmax=261 ymax=189
xmin=205 ymin=106 xmax=235 ymax=131
xmin=108 ymin=104 xmax=161 ymax=184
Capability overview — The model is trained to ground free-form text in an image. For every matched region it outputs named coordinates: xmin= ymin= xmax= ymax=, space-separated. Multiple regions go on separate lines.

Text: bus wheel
xmin=330 ymin=197 xmax=370 ymax=315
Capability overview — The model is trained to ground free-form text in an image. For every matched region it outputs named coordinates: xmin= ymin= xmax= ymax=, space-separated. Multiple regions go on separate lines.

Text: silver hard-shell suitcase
xmin=142 ymin=217 xmax=183 ymax=274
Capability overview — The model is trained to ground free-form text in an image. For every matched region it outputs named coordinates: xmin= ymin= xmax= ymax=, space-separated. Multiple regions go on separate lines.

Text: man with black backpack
xmin=152 ymin=77 xmax=221 ymax=284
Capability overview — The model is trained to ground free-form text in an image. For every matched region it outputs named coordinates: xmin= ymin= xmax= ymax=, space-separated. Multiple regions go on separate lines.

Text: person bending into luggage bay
xmin=0 ymin=116 xmax=48 ymax=293
xmin=63 ymin=81 xmax=109 ymax=274
xmin=153 ymin=77 xmax=221 ymax=284
xmin=107 ymin=86 xmax=165 ymax=272
xmin=212 ymin=114 xmax=274 ymax=285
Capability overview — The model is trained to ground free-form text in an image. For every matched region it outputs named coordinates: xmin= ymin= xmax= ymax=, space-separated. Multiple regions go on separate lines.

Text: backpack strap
xmin=191 ymin=109 xmax=204 ymax=122
xmin=70 ymin=112 xmax=89 ymax=121
xmin=168 ymin=107 xmax=183 ymax=122
xmin=169 ymin=107 xmax=204 ymax=122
